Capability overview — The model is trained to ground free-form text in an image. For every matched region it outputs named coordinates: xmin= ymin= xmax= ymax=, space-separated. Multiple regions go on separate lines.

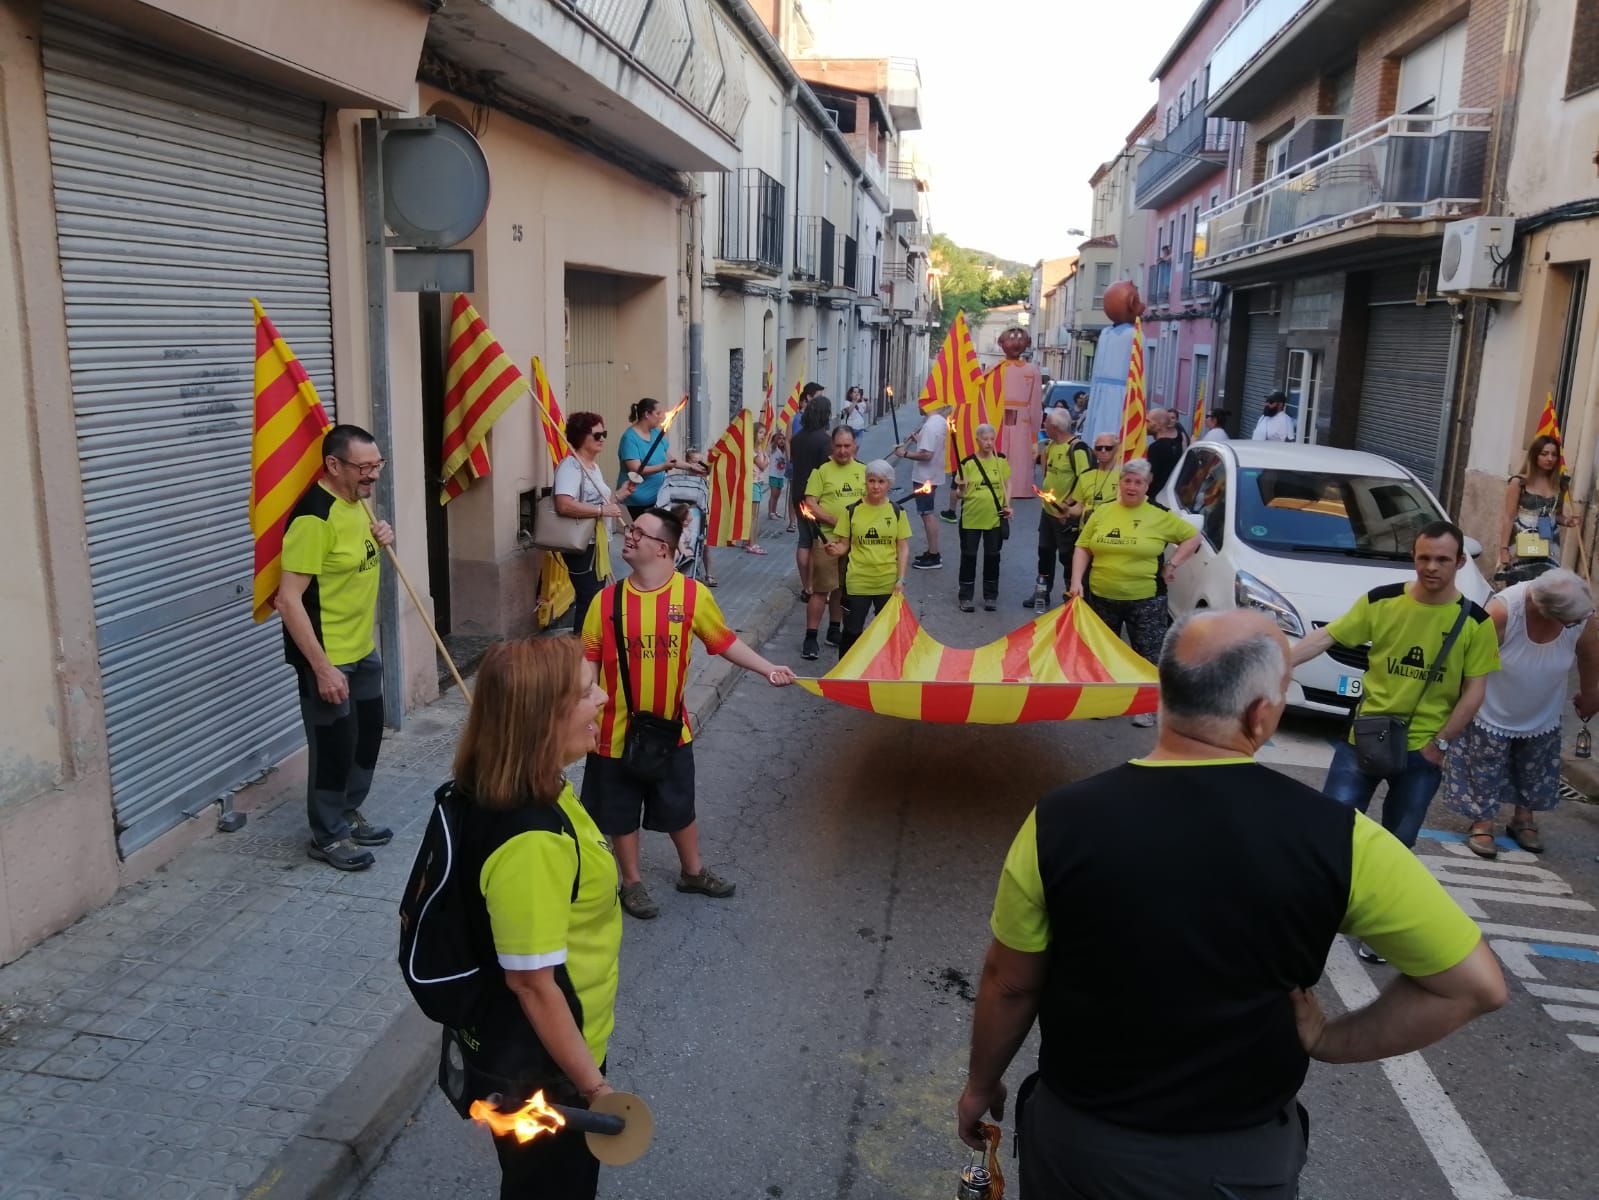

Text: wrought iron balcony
xmin=794 ymin=215 xmax=837 ymax=286
xmin=1135 ymin=104 xmax=1229 ymax=210
xmin=1195 ymin=110 xmax=1490 ymax=273
xmin=717 ymin=168 xmax=785 ymax=275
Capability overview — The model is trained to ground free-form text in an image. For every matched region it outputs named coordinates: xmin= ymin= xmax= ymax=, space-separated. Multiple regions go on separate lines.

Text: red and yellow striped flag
xmin=1120 ymin=317 xmax=1148 ymax=463
xmin=759 ymin=382 xmax=776 ymax=451
xmin=919 ymin=311 xmax=982 ymax=415
xmin=1191 ymin=375 xmax=1206 ymax=441
xmin=530 ymin=355 xmax=570 ymax=473
xmin=795 ymin=594 xmax=1157 ymax=723
xmin=1535 ymin=392 xmax=1567 ymax=471
xmin=249 ymin=298 xmax=333 ymax=623
xmin=946 ymin=363 xmax=1002 ymax=472
xmin=706 ymin=408 xmax=755 ymax=546
xmin=775 ymin=379 xmax=803 ymax=435
xmin=440 ymin=294 xmax=529 ymax=503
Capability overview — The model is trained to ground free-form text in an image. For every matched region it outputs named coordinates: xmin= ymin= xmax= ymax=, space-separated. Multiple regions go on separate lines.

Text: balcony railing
xmin=1146 ymin=259 xmax=1174 ymax=307
xmin=1195 ymin=110 xmax=1490 ymax=269
xmin=1207 ymin=0 xmax=1315 ymax=106
xmin=1135 ymin=103 xmax=1230 ymax=208
xmin=842 ymin=235 xmax=858 ymax=292
xmin=794 ymin=215 xmax=836 ymax=284
xmin=717 ymin=168 xmax=785 ymax=274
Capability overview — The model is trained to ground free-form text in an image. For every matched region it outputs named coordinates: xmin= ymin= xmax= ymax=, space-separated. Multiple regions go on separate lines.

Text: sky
xmin=806 ymin=0 xmax=1205 ymax=264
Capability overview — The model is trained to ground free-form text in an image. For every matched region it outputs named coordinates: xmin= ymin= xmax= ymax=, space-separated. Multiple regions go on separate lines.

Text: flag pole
xmin=360 ymin=499 xmax=473 ymax=704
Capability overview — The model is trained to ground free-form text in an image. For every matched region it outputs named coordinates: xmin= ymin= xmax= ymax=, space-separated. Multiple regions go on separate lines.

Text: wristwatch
xmin=1432 ymin=736 xmax=1451 ymax=753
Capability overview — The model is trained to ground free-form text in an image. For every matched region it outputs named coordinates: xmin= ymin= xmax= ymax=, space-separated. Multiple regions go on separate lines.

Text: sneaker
xmin=983 ymin=600 xmax=997 ymax=611
xmin=912 ymin=553 xmax=943 ymax=570
xmin=939 ymin=509 xmax=958 ymax=524
xmin=619 ymin=882 xmax=658 ymax=920
xmin=676 ymin=867 xmax=735 ymax=898
xmin=1131 ymin=712 xmax=1156 ymax=728
xmin=801 ymin=632 xmax=820 ymax=660
xmin=1356 ymin=942 xmax=1387 ymax=965
xmin=345 ymin=812 xmax=393 ymax=846
xmin=824 ymin=622 xmax=842 ymax=646
xmin=958 ymin=597 xmax=975 ymax=613
xmin=307 ymin=838 xmax=374 ymax=872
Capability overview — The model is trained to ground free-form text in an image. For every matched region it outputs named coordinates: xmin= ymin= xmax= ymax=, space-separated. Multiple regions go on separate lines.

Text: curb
xmin=245 ymin=576 xmax=805 ymax=1199
xmin=243 ymin=1004 xmax=437 ymax=1200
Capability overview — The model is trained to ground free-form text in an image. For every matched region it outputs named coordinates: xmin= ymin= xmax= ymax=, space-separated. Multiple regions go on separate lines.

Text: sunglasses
xmin=591 ymin=430 xmax=609 ymax=441
xmin=1094 ymin=446 xmax=1116 ymax=453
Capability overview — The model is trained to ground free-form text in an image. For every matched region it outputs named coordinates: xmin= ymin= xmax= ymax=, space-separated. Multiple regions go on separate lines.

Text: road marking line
xmin=1569 ymin=1034 xmax=1599 ymax=1053
xmin=1443 ymin=886 xmax=1594 ymax=916
xmin=1323 ymin=935 xmax=1534 ymax=1200
xmin=1420 ymin=827 xmax=1526 ymax=854
xmin=1540 ymin=1003 xmax=1599 ymax=1025
xmin=1524 ymin=982 xmax=1599 ymax=1005
xmin=1428 ymin=839 xmax=1540 ymax=866
xmin=1489 ymin=940 xmax=1548 ymax=982
xmin=1477 ymin=922 xmax=1599 ymax=948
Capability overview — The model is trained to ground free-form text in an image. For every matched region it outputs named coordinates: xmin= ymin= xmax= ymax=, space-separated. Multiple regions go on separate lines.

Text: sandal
xmin=704 ymin=575 xmax=718 ymax=588
xmin=1465 ymin=824 xmax=1498 ymax=859
xmin=799 ymin=589 xmax=813 ymax=602
xmin=745 ymin=544 xmax=767 ymax=555
xmin=619 ymin=881 xmax=658 ymax=920
xmin=1508 ymin=820 xmax=1544 ymax=853
xmin=786 ymin=523 xmax=797 ymax=532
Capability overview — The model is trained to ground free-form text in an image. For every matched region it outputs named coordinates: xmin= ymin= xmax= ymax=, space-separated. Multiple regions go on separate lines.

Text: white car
xmin=1156 ymin=441 xmax=1491 ymax=715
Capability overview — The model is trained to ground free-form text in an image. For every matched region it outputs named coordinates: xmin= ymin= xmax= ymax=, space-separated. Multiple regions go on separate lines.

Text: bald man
xmin=958 ymin=610 xmax=1505 ymax=1198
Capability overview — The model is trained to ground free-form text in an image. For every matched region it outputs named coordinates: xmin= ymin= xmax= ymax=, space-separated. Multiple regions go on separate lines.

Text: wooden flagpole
xmin=361 ymin=499 xmax=473 ymax=704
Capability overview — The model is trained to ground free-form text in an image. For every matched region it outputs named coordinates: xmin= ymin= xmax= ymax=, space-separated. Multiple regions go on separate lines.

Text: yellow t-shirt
xmin=1077 ymin=500 xmax=1195 ymax=601
xmin=1041 ymin=439 xmax=1091 ymax=505
xmin=833 ymin=500 xmax=912 ymax=594
xmin=958 ymin=454 xmax=1012 ymax=530
xmin=280 ymin=483 xmax=380 ymax=667
xmin=1070 ymin=467 xmax=1121 ymax=517
xmin=804 ymin=459 xmax=868 ymax=530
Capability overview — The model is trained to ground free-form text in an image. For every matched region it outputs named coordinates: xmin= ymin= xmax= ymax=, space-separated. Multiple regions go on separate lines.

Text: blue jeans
xmin=1322 ymin=740 xmax=1442 ymax=848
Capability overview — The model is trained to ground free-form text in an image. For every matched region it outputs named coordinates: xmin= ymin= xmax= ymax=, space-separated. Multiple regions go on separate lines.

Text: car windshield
xmin=1234 ymin=468 xmax=1444 ymax=559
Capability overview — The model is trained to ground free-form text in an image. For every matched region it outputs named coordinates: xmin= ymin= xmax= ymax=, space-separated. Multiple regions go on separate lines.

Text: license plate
xmin=1336 ymin=675 xmax=1363 ymax=698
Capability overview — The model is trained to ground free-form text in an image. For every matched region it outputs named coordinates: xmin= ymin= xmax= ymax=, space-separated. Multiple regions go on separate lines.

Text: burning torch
xmin=895 ymin=478 xmax=937 ymax=505
xmin=471 ymin=1089 xmax=654 ymax=1166
xmin=797 ymin=499 xmax=825 ymax=542
xmin=627 ymin=396 xmax=689 ymax=489
xmin=886 ymin=384 xmax=900 ymax=444
xmin=1032 ymin=484 xmax=1065 ymax=518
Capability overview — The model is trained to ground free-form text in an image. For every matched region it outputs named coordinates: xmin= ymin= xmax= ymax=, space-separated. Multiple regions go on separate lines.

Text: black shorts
xmin=580 ymin=744 xmax=696 ymax=836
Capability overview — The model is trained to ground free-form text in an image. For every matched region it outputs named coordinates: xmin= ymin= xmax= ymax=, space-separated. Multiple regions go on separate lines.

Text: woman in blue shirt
xmin=617 ymin=398 xmax=675 ymax=519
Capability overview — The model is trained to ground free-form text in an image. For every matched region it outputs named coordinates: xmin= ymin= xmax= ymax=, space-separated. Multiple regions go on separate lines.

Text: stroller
xmin=658 ymin=465 xmax=711 ymax=582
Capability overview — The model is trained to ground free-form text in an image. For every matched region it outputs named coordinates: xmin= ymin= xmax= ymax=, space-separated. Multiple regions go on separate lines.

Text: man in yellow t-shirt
xmin=1292 ymin=521 xmax=1498 ymax=865
xmin=1028 ymin=409 xmax=1094 ymax=611
xmin=825 ymin=459 xmax=912 ymax=654
xmin=802 ymin=428 xmax=867 ymax=660
xmin=957 ymin=610 xmax=1505 ymax=1194
xmin=277 ymin=425 xmax=395 ymax=873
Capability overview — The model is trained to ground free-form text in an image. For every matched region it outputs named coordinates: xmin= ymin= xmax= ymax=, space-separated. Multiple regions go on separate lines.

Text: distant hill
xmin=931 ymin=234 xmax=1031 ymax=333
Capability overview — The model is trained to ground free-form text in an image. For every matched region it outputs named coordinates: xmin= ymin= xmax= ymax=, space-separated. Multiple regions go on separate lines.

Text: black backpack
xmin=398 ymin=782 xmax=579 ymax=1029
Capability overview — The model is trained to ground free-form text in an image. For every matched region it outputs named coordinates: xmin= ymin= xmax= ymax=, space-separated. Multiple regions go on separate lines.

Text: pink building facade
xmin=1138 ymin=0 xmax=1244 ymax=431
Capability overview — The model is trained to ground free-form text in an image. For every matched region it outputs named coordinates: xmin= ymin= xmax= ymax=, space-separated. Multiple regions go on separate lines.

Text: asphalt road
xmin=358 ymin=495 xmax=1599 ymax=1200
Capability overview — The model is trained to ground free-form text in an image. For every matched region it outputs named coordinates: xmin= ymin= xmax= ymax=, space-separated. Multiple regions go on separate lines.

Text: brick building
xmin=1194 ymin=0 xmax=1511 ymax=488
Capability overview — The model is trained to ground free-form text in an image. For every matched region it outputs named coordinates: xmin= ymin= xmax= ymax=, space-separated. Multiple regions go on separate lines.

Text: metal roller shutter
xmin=1240 ymin=305 xmax=1279 ymax=433
xmin=1357 ymin=294 xmax=1454 ymax=489
xmin=42 ymin=10 xmax=335 ymax=853
xmin=565 ymin=271 xmax=625 ymax=453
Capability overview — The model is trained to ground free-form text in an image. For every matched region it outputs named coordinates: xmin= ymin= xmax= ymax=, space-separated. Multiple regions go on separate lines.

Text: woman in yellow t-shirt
xmin=824 ymin=459 xmax=912 ymax=654
xmin=450 ymin=638 xmax=621 ymax=1199
xmin=1069 ymin=458 xmax=1202 ymax=724
xmin=952 ymin=423 xmax=1013 ymax=612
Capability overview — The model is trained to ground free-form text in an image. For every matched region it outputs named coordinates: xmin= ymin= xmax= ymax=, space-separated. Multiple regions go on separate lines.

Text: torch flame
xmin=913 ymin=480 xmax=935 ymax=495
xmin=1033 ymin=486 xmax=1062 ymax=506
xmin=659 ymin=397 xmax=689 ymax=433
xmin=798 ymin=501 xmax=820 ymax=521
xmin=469 ymin=1091 xmax=567 ymax=1144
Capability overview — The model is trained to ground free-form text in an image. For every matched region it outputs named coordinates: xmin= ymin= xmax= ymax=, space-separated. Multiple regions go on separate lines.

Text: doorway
xmin=418 ymin=292 xmax=452 ymax=634
xmin=1285 ymin=348 xmax=1323 ymax=444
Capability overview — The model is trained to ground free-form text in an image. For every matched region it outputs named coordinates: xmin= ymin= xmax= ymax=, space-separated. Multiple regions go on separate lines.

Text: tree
xmin=930 ymin=234 xmax=1030 ymax=337
xmin=981 ymin=270 xmax=1030 ymax=308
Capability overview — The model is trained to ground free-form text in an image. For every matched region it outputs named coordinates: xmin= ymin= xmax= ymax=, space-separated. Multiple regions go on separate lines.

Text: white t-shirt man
xmin=1200 ymin=427 xmax=1231 ymax=443
xmin=1252 ymin=410 xmax=1295 ymax=441
xmin=910 ymin=412 xmax=949 ymax=485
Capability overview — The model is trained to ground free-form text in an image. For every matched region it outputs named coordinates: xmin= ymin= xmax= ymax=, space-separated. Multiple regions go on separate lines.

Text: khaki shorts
xmin=811 ymin=541 xmax=844 ymax=593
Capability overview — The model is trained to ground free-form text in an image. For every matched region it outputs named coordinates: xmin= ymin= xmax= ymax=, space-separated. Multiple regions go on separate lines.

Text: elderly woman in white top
xmin=1442 ymin=569 xmax=1599 ymax=857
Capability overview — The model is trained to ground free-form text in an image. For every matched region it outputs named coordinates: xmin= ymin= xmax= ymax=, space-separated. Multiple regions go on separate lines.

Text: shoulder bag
xmin=530 ymin=460 xmax=606 ymax=554
xmin=1349 ymin=599 xmax=1469 ymax=777
xmin=970 ymin=455 xmax=1010 ymax=542
xmin=610 ymin=583 xmax=683 ymax=782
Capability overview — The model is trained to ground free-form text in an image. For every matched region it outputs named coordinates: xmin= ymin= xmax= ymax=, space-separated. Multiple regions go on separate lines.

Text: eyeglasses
xmin=336 ymin=457 xmax=386 ymax=475
xmin=625 ymin=527 xmax=671 ymax=550
xmin=591 ymin=430 xmax=609 ymax=441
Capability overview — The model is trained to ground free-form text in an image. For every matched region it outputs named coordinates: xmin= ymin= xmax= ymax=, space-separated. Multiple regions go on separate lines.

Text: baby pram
xmin=658 ymin=467 xmax=710 ymax=582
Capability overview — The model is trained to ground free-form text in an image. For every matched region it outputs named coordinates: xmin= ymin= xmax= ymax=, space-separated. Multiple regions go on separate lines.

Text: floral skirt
xmin=1440 ymin=722 xmax=1562 ymax=821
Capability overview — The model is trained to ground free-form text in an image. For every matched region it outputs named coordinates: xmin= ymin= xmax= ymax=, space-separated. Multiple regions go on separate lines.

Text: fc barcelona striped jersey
xmin=582 ymin=576 xmax=736 ymax=758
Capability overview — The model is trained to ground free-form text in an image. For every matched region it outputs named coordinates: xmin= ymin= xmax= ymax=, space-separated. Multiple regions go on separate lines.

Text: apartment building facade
xmin=1193 ymin=0 xmax=1511 ymax=489
xmin=1029 ymin=255 xmax=1078 ymax=381
xmin=1137 ymin=0 xmax=1244 ymax=427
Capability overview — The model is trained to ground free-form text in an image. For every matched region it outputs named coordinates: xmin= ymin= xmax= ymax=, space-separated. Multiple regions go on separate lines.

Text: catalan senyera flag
xmin=1535 ymin=392 xmax=1568 ymax=471
xmin=796 ymin=595 xmax=1158 ymax=723
xmin=919 ymin=310 xmax=983 ymax=415
xmin=536 ymin=551 xmax=575 ymax=630
xmin=1191 ymin=376 xmax=1207 ymax=441
xmin=706 ymin=408 xmax=756 ymax=546
xmin=775 ymin=379 xmax=804 ymax=435
xmin=1120 ymin=317 xmax=1148 ymax=463
xmin=759 ymin=390 xmax=776 ymax=451
xmin=530 ymin=355 xmax=570 ymax=472
xmin=249 ymin=298 xmax=333 ymax=623
xmin=440 ymin=295 xmax=530 ymax=503
xmin=944 ymin=361 xmax=1003 ymax=473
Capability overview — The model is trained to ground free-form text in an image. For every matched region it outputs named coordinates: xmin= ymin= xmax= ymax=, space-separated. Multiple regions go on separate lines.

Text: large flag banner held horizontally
xmin=705 ymin=408 xmax=756 ymax=546
xmin=797 ymin=594 xmax=1158 ymax=723
xmin=249 ymin=298 xmax=333 ymax=623
xmin=441 ymin=295 xmax=530 ymax=503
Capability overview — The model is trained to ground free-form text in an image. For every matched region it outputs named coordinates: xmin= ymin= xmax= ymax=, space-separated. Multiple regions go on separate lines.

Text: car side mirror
xmin=1463 ymin=536 xmax=1483 ymax=559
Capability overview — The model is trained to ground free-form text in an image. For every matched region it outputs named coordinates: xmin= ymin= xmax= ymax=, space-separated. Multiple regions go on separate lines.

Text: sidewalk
xmin=0 ymin=403 xmax=914 ymax=1200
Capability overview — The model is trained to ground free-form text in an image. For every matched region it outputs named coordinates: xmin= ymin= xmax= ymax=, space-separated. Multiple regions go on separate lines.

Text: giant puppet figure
xmin=1080 ymin=280 xmax=1146 ymax=446
xmin=992 ymin=327 xmax=1043 ymax=499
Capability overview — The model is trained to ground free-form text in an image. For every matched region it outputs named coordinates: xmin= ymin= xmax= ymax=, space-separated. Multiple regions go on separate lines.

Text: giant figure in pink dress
xmin=992 ymin=327 xmax=1042 ymax=499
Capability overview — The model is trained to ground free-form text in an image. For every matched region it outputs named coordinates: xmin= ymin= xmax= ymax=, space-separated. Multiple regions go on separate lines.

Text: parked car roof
xmin=1201 ymin=440 xmax=1412 ymax=480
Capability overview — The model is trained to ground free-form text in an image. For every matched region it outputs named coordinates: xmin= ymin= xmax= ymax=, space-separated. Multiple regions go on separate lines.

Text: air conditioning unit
xmin=1438 ymin=216 xmax=1514 ymax=293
